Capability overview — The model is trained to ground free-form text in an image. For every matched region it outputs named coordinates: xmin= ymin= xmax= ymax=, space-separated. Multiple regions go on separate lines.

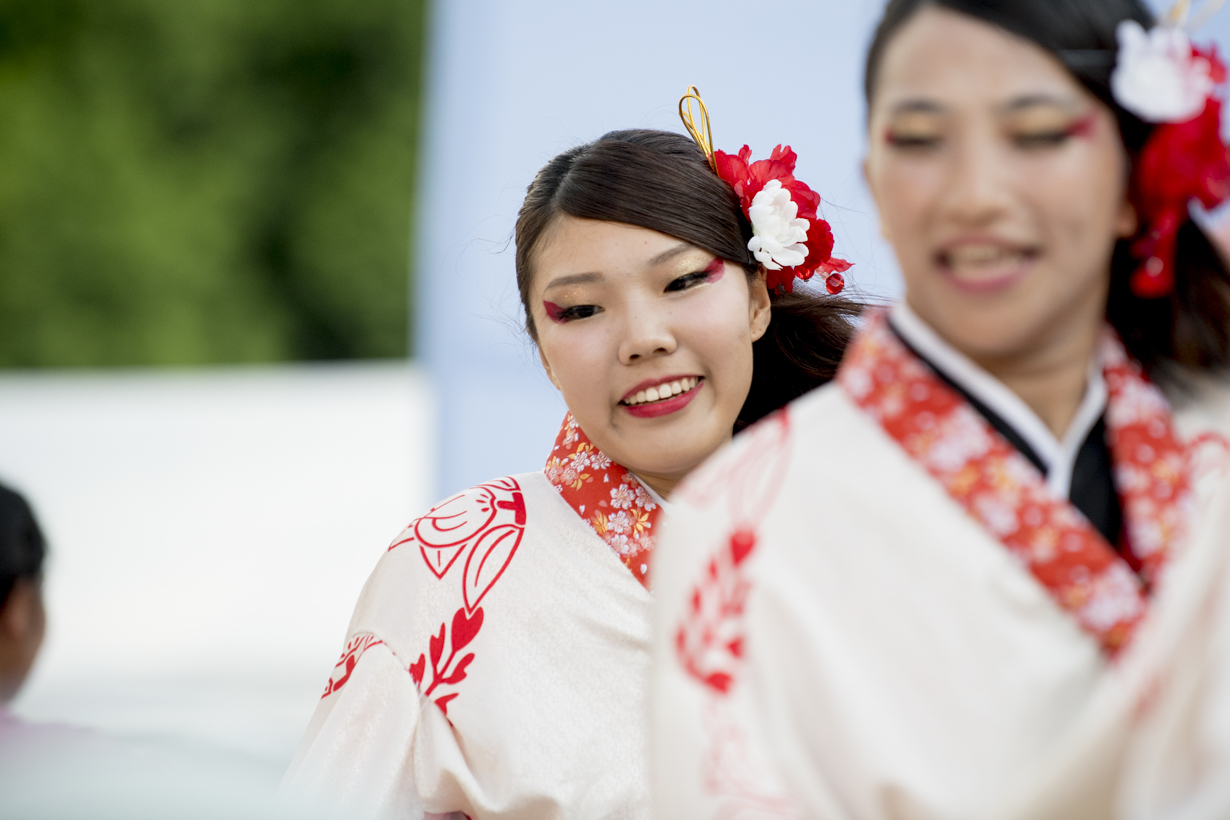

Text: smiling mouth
xmin=939 ymin=244 xmax=1039 ymax=281
xmin=621 ymin=376 xmax=701 ymax=407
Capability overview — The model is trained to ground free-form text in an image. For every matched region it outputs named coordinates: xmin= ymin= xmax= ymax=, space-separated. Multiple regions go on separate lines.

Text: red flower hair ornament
xmin=1111 ymin=10 xmax=1230 ymax=298
xmin=679 ymin=88 xmax=851 ymax=295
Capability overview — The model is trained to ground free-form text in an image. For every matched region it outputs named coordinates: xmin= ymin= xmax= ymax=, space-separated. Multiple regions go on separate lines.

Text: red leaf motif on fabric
xmin=410 ymin=655 xmax=425 ymax=687
xmin=435 ymin=693 xmax=458 ymax=715
xmin=451 ymin=606 xmax=484 ymax=651
xmin=419 ymin=606 xmax=487 ymax=703
xmin=443 ymin=653 xmax=475 ymax=685
xmin=404 ymin=478 xmax=525 ymax=713
xmin=462 ymin=523 xmax=523 ymax=613
xmin=730 ymin=529 xmax=756 ymax=565
xmin=706 ymin=672 xmax=733 ymax=694
xmin=429 ymin=623 xmax=446 ymax=668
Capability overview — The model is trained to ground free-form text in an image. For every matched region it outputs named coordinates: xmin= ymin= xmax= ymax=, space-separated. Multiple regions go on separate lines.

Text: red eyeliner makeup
xmin=1065 ymin=113 xmax=1097 ymax=139
xmin=703 ymin=257 xmax=725 ymax=281
xmin=542 ymin=301 xmax=567 ymax=324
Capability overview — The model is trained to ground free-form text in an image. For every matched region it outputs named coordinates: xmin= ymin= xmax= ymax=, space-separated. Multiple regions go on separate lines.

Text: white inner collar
xmin=889 ymin=302 xmax=1107 ymax=499
xmin=631 ymin=474 xmax=672 ymax=513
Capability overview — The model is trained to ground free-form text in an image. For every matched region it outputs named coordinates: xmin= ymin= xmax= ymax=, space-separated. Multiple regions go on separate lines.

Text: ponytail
xmin=737 ymin=291 xmax=861 ymax=428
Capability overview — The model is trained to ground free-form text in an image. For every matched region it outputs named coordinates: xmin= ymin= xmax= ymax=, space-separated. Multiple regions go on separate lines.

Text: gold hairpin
xmin=679 ymin=86 xmax=717 ymax=173
xmin=1168 ymin=0 xmax=1193 ymax=26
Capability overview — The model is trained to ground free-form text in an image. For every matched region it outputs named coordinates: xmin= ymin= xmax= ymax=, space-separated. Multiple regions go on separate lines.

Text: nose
xmin=940 ymin=127 xmax=1013 ymax=227
xmin=617 ymin=304 xmax=677 ymax=365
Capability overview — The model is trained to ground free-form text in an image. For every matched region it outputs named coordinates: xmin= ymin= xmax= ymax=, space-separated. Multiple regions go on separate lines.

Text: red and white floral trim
xmin=840 ymin=310 xmax=1202 ymax=652
xmin=544 ymin=414 xmax=661 ymax=589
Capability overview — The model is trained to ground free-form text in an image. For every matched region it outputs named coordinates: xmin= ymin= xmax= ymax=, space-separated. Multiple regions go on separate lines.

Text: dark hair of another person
xmin=514 ymin=129 xmax=861 ymax=428
xmin=867 ymin=0 xmax=1230 ymax=380
xmin=0 ymin=484 xmax=46 ymax=608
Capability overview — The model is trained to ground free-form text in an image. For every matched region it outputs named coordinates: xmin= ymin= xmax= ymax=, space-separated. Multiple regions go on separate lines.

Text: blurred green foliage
xmin=0 ymin=0 xmax=424 ymax=365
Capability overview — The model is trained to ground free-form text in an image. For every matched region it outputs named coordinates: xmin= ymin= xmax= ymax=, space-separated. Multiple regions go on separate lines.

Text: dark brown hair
xmin=0 ymin=483 xmax=45 ymax=608
xmin=514 ymin=129 xmax=860 ymax=428
xmin=866 ymin=0 xmax=1230 ymax=379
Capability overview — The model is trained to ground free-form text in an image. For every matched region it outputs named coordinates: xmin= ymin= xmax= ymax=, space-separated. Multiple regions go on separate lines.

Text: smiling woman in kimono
xmin=650 ymin=2 xmax=1230 ymax=819
xmin=281 ymin=117 xmax=857 ymax=819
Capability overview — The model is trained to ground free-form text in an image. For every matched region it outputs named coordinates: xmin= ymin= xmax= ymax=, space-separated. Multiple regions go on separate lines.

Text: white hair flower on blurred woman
xmin=1111 ymin=19 xmax=1216 ymax=123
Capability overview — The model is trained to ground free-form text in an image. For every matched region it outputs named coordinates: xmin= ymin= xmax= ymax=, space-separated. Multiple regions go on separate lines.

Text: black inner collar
xmin=888 ymin=323 xmax=1124 ymax=549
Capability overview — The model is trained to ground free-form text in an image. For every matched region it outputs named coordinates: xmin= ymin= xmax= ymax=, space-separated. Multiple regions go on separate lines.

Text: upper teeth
xmin=945 ymin=245 xmax=1025 ymax=267
xmin=624 ymin=377 xmax=699 ymax=406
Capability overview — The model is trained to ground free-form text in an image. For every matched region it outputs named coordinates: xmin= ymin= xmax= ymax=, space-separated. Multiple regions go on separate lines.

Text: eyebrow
xmin=888 ymin=99 xmax=946 ymax=116
xmin=1000 ymin=93 xmax=1082 ymax=113
xmin=543 ymin=271 xmax=603 ymax=291
xmin=648 ymin=242 xmax=695 ymax=267
xmin=887 ymin=94 xmax=1083 ymax=117
xmin=542 ymin=243 xmax=697 ymax=291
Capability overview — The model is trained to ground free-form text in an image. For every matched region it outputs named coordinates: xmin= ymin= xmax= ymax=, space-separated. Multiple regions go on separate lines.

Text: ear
xmin=748 ymin=268 xmax=772 ymax=342
xmin=0 ymin=580 xmax=35 ymax=642
xmin=538 ymin=346 xmax=562 ymax=391
xmin=1115 ymin=198 xmax=1139 ymax=239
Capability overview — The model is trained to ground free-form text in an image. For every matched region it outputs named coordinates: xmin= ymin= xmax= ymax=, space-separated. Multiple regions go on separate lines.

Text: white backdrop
xmin=4 ymin=364 xmax=432 ymax=771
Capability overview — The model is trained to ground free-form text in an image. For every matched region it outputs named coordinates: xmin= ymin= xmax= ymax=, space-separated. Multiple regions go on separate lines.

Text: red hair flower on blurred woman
xmin=1111 ymin=18 xmax=1230 ymax=298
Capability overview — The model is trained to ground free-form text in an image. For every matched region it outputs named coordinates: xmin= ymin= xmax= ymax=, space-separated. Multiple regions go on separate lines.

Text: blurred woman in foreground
xmin=283 ymin=113 xmax=857 ymax=818
xmin=651 ymin=1 xmax=1230 ymax=817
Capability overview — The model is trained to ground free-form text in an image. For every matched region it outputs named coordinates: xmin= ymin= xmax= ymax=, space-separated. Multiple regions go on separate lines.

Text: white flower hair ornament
xmin=1112 ymin=20 xmax=1216 ymax=122
xmin=679 ymin=87 xmax=851 ymax=295
xmin=1109 ymin=5 xmax=1230 ymax=298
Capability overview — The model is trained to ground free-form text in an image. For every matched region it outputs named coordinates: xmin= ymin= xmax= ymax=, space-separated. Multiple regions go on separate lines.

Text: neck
xmin=631 ymin=471 xmax=677 ymax=500
xmin=965 ymin=321 xmax=1101 ymax=440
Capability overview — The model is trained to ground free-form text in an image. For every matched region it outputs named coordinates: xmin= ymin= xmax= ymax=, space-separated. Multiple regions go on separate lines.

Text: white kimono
xmin=650 ymin=307 xmax=1230 ymax=820
xmin=284 ymin=415 xmax=663 ymax=820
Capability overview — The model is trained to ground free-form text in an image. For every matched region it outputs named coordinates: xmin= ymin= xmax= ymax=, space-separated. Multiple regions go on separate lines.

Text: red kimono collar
xmin=840 ymin=310 xmax=1202 ymax=653
xmin=544 ymin=414 xmax=661 ymax=589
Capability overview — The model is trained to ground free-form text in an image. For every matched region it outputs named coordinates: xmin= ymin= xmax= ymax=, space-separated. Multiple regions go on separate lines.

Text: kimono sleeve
xmin=650 ymin=410 xmax=847 ymax=819
xmin=281 ymin=637 xmax=426 ymax=820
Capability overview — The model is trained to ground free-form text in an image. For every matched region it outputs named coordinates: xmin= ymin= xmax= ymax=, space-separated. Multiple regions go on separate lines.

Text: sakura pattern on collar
xmin=839 ymin=310 xmax=1206 ymax=654
xmin=544 ymin=414 xmax=661 ymax=589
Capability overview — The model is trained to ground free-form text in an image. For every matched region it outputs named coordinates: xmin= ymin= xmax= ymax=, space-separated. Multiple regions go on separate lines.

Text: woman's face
xmin=530 ymin=216 xmax=770 ymax=497
xmin=864 ymin=7 xmax=1138 ymax=366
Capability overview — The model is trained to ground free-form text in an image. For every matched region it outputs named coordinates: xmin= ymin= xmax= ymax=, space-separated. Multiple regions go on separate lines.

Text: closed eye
xmin=665 ymin=271 xmax=712 ymax=292
xmin=665 ymin=258 xmax=725 ymax=293
xmin=1014 ymin=130 xmax=1072 ymax=149
xmin=543 ymin=300 xmax=602 ymax=324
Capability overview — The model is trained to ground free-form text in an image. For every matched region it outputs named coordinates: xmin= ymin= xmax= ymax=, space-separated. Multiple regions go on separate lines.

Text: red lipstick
xmin=620 ymin=376 xmax=704 ymax=419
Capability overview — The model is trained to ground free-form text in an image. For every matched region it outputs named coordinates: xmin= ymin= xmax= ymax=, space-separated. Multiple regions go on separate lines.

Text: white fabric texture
xmin=650 ymin=373 xmax=1230 ymax=820
xmin=283 ymin=471 xmax=653 ymax=820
